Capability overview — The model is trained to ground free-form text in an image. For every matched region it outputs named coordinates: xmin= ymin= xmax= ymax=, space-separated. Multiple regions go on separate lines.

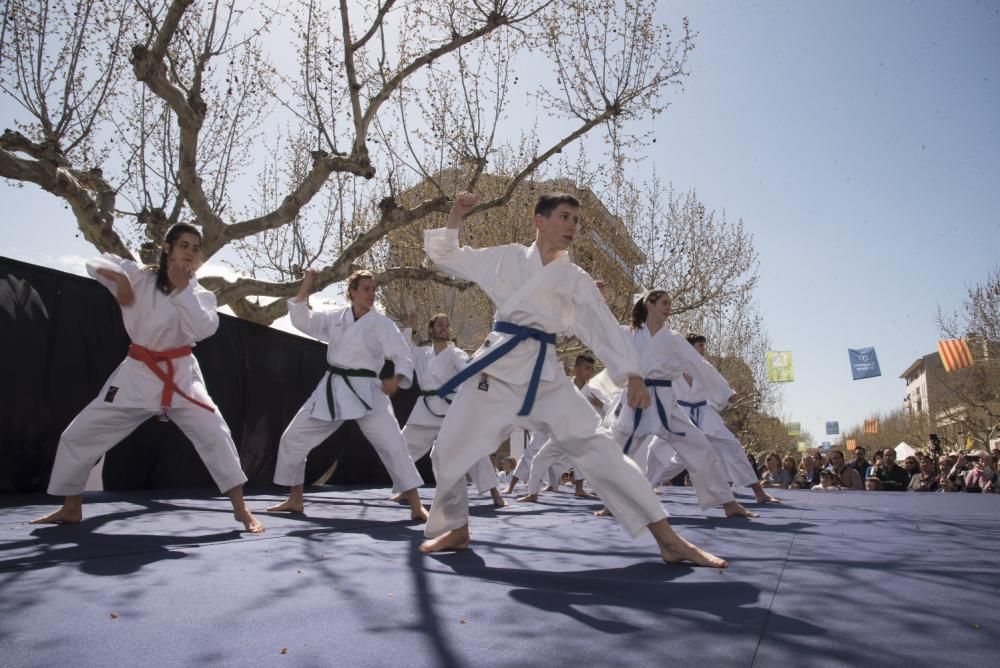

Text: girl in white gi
xmin=32 ymin=223 xmax=264 ymax=533
xmin=418 ymin=192 xmax=726 ymax=568
xmin=505 ymin=429 xmax=560 ymax=493
xmin=645 ymin=334 xmax=780 ymax=505
xmin=268 ymin=269 xmax=428 ymax=521
xmin=607 ymin=291 xmax=756 ymax=519
xmin=397 ymin=311 xmax=506 ymax=507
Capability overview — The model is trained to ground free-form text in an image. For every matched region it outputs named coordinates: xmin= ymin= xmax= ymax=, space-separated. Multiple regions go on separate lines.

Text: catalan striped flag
xmin=864 ymin=418 xmax=879 ymax=434
xmin=937 ymin=339 xmax=974 ymax=372
xmin=846 ymin=438 xmax=857 ymax=451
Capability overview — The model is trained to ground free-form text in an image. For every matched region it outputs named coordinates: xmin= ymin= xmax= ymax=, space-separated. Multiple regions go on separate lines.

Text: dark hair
xmin=346 ymin=269 xmax=375 ymax=300
xmin=575 ymin=354 xmax=595 ymax=366
xmin=428 ymin=313 xmax=448 ymax=331
xmin=534 ymin=193 xmax=580 ymax=217
xmin=686 ymin=333 xmax=706 ymax=346
xmin=630 ymin=290 xmax=669 ymax=329
xmin=155 ymin=222 xmax=202 ymax=295
xmin=830 ymin=449 xmax=844 ymax=460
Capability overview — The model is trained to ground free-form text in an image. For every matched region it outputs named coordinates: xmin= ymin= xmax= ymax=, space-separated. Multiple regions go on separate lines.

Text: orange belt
xmin=127 ymin=343 xmax=215 ymax=417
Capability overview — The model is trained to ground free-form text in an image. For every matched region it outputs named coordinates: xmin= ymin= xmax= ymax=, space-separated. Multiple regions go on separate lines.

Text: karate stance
xmin=607 ymin=291 xmax=756 ymax=519
xmin=646 ymin=334 xmax=779 ymax=505
xmin=268 ymin=269 xmax=428 ymax=521
xmin=397 ymin=311 xmax=506 ymax=507
xmin=32 ymin=223 xmax=263 ymax=533
xmin=418 ymin=192 xmax=727 ymax=568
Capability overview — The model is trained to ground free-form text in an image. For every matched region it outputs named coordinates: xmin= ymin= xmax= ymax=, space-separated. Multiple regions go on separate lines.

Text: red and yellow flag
xmin=937 ymin=339 xmax=973 ymax=372
xmin=846 ymin=438 xmax=857 ymax=451
xmin=864 ymin=418 xmax=879 ymax=434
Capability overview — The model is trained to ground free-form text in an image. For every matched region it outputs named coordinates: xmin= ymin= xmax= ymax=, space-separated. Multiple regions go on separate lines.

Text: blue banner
xmin=848 ymin=347 xmax=882 ymax=380
xmin=825 ymin=421 xmax=840 ymax=435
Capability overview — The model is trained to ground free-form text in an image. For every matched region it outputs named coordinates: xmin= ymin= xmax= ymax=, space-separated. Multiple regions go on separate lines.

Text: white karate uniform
xmin=422 ymin=228 xmax=667 ymax=538
xmin=612 ymin=325 xmax=735 ymax=510
xmin=400 ymin=330 xmax=498 ymax=494
xmin=670 ymin=376 xmax=759 ymax=490
xmin=511 ymin=429 xmax=560 ymax=489
xmin=47 ymin=255 xmax=248 ymax=496
xmin=273 ymin=300 xmax=423 ymax=493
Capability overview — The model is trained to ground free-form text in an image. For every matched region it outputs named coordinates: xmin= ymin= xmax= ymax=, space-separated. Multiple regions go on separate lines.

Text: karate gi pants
xmin=274 ymin=390 xmax=423 ymax=492
xmin=511 ymin=431 xmax=560 ymax=489
xmin=526 ymin=439 xmax=588 ymax=495
xmin=402 ymin=424 xmax=499 ymax=494
xmin=425 ymin=375 xmax=667 ymax=539
xmin=638 ymin=427 xmax=735 ymax=510
xmin=48 ymin=399 xmax=248 ymax=496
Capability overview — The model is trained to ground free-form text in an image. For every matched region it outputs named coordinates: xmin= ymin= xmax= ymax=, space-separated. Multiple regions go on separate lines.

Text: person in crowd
xmin=811 ymin=469 xmax=841 ymax=491
xmin=792 ymin=453 xmax=821 ymax=490
xmin=864 ymin=450 xmax=884 ymax=480
xmin=873 ymin=449 xmax=910 ymax=491
xmin=865 ymin=477 xmax=883 ymax=491
xmin=848 ymin=446 xmax=870 ymax=479
xmin=782 ymin=455 xmax=799 ymax=484
xmin=961 ymin=451 xmax=995 ymax=493
xmin=902 ymin=455 xmax=921 ymax=479
xmin=760 ymin=453 xmax=792 ymax=489
xmin=827 ymin=450 xmax=864 ymax=490
xmin=908 ymin=457 xmax=940 ymax=492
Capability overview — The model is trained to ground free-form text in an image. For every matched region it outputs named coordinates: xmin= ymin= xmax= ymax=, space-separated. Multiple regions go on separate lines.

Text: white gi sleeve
xmin=378 ymin=316 xmax=415 ymax=389
xmin=675 ymin=338 xmax=734 ymax=408
xmin=571 ymin=279 xmax=642 ymax=385
xmin=86 ymin=253 xmax=144 ymax=299
xmin=287 ymin=298 xmax=332 ymax=342
xmin=170 ymin=282 xmax=220 ymax=341
xmin=423 ymin=227 xmax=509 ymax=289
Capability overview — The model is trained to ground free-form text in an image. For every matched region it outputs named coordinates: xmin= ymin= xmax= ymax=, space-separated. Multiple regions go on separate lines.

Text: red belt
xmin=127 ymin=344 xmax=215 ymax=414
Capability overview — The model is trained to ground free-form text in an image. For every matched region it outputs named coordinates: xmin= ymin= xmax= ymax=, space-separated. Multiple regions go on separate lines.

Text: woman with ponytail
xmin=32 ymin=223 xmax=263 ymax=533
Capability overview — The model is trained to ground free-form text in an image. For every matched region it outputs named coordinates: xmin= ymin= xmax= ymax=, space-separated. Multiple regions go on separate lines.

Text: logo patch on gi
xmin=482 ymin=338 xmax=491 ymax=348
xmin=104 ymin=386 xmax=119 ymax=403
xmin=477 ymin=374 xmax=490 ymax=392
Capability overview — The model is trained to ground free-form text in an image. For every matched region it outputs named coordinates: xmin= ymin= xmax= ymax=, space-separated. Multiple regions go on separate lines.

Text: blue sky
xmin=3 ymin=0 xmax=999 ymax=444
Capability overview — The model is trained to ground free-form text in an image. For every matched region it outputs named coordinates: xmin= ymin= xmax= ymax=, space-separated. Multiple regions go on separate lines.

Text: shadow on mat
xmin=0 ymin=500 xmax=246 ymax=575
xmin=420 ymin=550 xmax=821 ymax=638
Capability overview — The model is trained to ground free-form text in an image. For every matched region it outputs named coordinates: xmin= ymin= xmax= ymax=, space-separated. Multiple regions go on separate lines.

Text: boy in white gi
xmin=32 ymin=223 xmax=264 ymax=533
xmin=610 ymin=291 xmax=756 ymax=519
xmin=646 ymin=334 xmax=779 ymax=504
xmin=417 ymin=192 xmax=727 ymax=568
xmin=397 ymin=312 xmax=506 ymax=507
xmin=268 ymin=269 xmax=428 ymax=521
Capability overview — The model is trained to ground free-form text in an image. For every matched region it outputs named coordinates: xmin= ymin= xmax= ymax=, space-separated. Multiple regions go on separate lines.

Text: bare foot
xmin=490 ymin=489 xmax=508 ymax=508
xmin=504 ymin=484 xmax=516 ymax=494
xmin=574 ymin=488 xmax=597 ymax=499
xmin=388 ymin=493 xmax=405 ymax=503
xmin=419 ymin=526 xmax=470 ymax=554
xmin=754 ymin=493 xmax=782 ymax=504
xmin=593 ymin=507 xmax=612 ymax=517
xmin=266 ymin=498 xmax=304 ymax=513
xmin=410 ymin=503 xmax=430 ymax=523
xmin=659 ymin=535 xmax=728 ymax=568
xmin=30 ymin=506 xmax=82 ymax=524
xmin=516 ymin=493 xmax=539 ymax=503
xmin=236 ymin=510 xmax=265 ymax=533
xmin=723 ymin=501 xmax=759 ymax=519
xmin=542 ymin=484 xmax=556 ymax=492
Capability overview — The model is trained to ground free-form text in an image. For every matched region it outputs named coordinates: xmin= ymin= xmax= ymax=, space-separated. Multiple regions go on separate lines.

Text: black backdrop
xmin=0 ymin=256 xmax=432 ymax=493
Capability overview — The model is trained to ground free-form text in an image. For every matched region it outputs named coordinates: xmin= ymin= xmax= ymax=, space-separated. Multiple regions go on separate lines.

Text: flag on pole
xmin=786 ymin=422 xmax=801 ymax=436
xmin=825 ymin=421 xmax=840 ymax=435
xmin=797 ymin=442 xmax=809 ymax=453
xmin=846 ymin=438 xmax=857 ymax=451
xmin=864 ymin=418 xmax=879 ymax=434
xmin=965 ymin=434 xmax=975 ymax=450
xmin=937 ymin=339 xmax=974 ymax=372
xmin=848 ymin=347 xmax=882 ymax=380
xmin=766 ymin=351 xmax=795 ymax=382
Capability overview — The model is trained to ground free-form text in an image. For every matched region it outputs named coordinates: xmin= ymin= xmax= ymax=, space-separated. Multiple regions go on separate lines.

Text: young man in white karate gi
xmin=417 ymin=192 xmax=726 ymax=568
xmin=268 ymin=269 xmax=428 ymax=521
xmin=32 ymin=223 xmax=263 ymax=533
xmin=397 ymin=312 xmax=506 ymax=507
xmin=646 ymin=334 xmax=779 ymax=505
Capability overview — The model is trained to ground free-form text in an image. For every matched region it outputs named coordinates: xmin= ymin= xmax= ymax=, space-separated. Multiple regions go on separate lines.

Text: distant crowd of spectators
xmin=749 ymin=446 xmax=999 ymax=493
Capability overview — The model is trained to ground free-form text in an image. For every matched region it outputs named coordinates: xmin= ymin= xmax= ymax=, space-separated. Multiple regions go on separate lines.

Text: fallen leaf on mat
xmin=110 ymin=612 xmax=119 ymax=619
xmin=460 ymin=619 xmax=467 ymax=624
xmin=280 ymin=648 xmax=288 ymax=654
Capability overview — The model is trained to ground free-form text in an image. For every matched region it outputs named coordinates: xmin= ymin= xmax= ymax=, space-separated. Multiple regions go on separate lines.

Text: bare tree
xmin=3 ymin=0 xmax=694 ymax=325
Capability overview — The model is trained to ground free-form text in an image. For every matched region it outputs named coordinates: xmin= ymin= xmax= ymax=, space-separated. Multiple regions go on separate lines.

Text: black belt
xmin=325 ymin=364 xmax=377 ymax=420
xmin=418 ymin=389 xmax=453 ymax=418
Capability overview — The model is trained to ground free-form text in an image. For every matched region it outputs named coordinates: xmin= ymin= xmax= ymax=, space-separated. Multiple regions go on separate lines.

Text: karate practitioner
xmin=397 ymin=311 xmax=506 ymax=507
xmin=607 ymin=291 xmax=756 ymax=519
xmin=268 ymin=269 xmax=428 ymax=521
xmin=505 ymin=428 xmax=560 ymax=494
xmin=32 ymin=223 xmax=264 ymax=533
xmin=417 ymin=192 xmax=726 ymax=568
xmin=646 ymin=334 xmax=779 ymax=504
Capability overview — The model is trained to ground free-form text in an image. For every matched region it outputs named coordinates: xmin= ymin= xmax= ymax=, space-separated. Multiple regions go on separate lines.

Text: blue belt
xmin=677 ymin=399 xmax=707 ymax=429
xmin=436 ymin=320 xmax=556 ymax=416
xmin=623 ymin=379 xmax=685 ymax=455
